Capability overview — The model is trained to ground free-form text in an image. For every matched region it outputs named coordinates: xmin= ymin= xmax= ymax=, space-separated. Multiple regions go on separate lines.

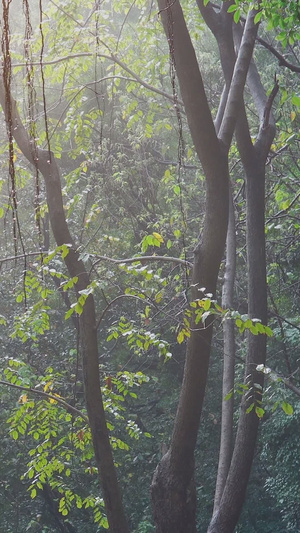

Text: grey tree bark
xmin=194 ymin=2 xmax=278 ymax=531
xmin=151 ymin=2 xmax=259 ymax=531
xmin=213 ymin=189 xmax=236 ymax=513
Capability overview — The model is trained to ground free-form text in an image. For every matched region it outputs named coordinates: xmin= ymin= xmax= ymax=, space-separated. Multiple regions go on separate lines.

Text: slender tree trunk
xmin=0 ymin=79 xmax=129 ymax=533
xmin=213 ymin=189 xmax=236 ymax=512
xmin=208 ymin=109 xmax=277 ymax=533
xmin=207 ymin=55 xmax=277 ymax=533
xmin=208 ymin=160 xmax=268 ymax=533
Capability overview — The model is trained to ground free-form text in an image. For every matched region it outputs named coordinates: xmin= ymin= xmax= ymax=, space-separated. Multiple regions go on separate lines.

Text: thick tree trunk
xmin=152 ymin=2 xmax=258 ymax=531
xmin=152 ymin=449 xmax=197 ymax=533
xmin=195 ymin=3 xmax=277 ymax=530
xmin=151 ymin=3 xmax=229 ymax=531
xmin=151 ymin=251 xmax=228 ymax=532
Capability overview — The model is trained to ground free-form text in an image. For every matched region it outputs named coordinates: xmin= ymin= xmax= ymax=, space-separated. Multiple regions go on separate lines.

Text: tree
xmin=1 ymin=1 xmax=129 ymax=531
xmin=0 ymin=1 xmax=299 ymax=532
xmin=149 ymin=1 xmax=276 ymax=531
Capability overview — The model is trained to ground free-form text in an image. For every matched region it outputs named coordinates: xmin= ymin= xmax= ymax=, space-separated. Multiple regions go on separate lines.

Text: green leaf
xmin=264 ymin=326 xmax=273 ymax=337
xmin=250 ymin=324 xmax=259 ymax=335
xmin=65 ymin=307 xmax=75 ymax=320
xmin=195 ymin=310 xmax=203 ymax=324
xmin=255 ymin=406 xmax=265 ymax=419
xmin=61 ymin=244 xmax=71 ymax=258
xmin=177 ymin=330 xmax=185 ymax=344
xmin=75 ymin=302 xmax=83 ymax=315
xmin=256 ymin=322 xmax=266 ymax=334
xmin=224 ymin=389 xmax=233 ymax=401
xmin=281 ymin=401 xmax=293 ymax=415
xmin=101 ymin=517 xmax=109 ymax=529
xmin=254 ymin=11 xmax=263 ymax=24
xmin=246 ymin=403 xmax=254 ymax=414
xmin=291 ymin=95 xmax=300 ymax=108
xmin=233 ymin=8 xmax=241 ymax=23
xmin=203 ymin=299 xmax=211 ymax=311
xmin=153 ymin=232 xmax=164 ymax=243
xmin=227 ymin=4 xmax=237 ymax=13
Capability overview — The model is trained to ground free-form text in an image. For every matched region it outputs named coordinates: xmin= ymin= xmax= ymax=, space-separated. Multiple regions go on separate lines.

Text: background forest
xmin=0 ymin=0 xmax=299 ymax=532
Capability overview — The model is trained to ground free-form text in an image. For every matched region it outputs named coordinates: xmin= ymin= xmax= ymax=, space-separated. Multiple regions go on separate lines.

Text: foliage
xmin=0 ymin=0 xmax=299 ymax=531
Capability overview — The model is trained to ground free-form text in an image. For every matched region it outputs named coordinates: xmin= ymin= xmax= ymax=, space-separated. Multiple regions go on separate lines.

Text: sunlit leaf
xmin=255 ymin=406 xmax=265 ymax=419
xmin=152 ymin=232 xmax=164 ymax=243
xmin=281 ymin=401 xmax=293 ymax=416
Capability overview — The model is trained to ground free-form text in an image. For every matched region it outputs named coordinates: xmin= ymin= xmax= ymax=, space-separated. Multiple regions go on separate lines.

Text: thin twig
xmin=96 ymin=293 xmax=152 ymax=330
xmin=257 ymin=36 xmax=300 ymax=74
xmin=90 ymin=255 xmax=193 ymax=279
xmin=12 ymin=52 xmax=184 ymax=107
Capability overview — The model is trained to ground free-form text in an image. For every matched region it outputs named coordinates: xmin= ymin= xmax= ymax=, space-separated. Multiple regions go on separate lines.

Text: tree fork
xmin=153 ymin=1 xmax=260 ymax=531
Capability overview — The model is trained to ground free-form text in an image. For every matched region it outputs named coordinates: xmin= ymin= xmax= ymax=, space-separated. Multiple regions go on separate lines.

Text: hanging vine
xmin=23 ymin=0 xmax=43 ymax=248
xmin=160 ymin=0 xmax=189 ymax=287
xmin=1 ymin=0 xmax=28 ymax=302
xmin=38 ymin=0 xmax=51 ymax=157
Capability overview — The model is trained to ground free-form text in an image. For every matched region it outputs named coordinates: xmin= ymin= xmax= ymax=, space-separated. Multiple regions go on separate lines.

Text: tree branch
xmin=218 ymin=6 xmax=261 ymax=148
xmin=257 ymin=36 xmax=300 ymax=73
xmin=196 ymin=0 xmax=220 ymax=33
xmin=0 ymin=252 xmax=44 ymax=265
xmin=157 ymin=0 xmax=224 ymax=176
xmin=96 ymin=293 xmax=154 ymax=330
xmin=12 ymin=53 xmax=184 ymax=107
xmin=0 ymin=380 xmax=89 ymax=423
xmin=262 ymin=76 xmax=279 ymax=129
xmin=267 ymin=189 xmax=300 ymax=221
xmin=195 ymin=3 xmax=300 ymax=74
xmin=91 ymin=254 xmax=193 ymax=270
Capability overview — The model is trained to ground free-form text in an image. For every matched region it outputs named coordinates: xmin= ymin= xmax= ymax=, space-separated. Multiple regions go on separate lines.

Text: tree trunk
xmin=152 ymin=2 xmax=259 ymax=531
xmin=208 ymin=161 xmax=268 ymax=533
xmin=203 ymin=14 xmax=277 ymax=533
xmin=0 ymin=79 xmax=129 ymax=533
xmin=213 ymin=189 xmax=236 ymax=512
